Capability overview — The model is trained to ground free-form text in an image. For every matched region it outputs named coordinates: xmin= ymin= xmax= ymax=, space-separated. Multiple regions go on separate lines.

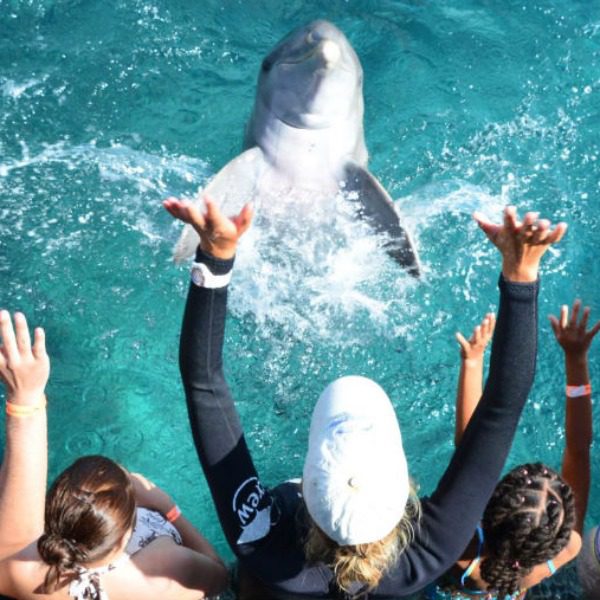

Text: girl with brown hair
xmin=0 ymin=310 xmax=228 ymax=599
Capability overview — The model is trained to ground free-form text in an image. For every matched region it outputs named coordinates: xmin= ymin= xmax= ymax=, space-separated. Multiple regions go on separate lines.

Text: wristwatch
xmin=191 ymin=261 xmax=233 ymax=289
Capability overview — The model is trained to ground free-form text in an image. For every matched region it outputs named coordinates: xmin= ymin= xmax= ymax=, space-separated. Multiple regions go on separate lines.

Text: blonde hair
xmin=304 ymin=483 xmax=421 ymax=593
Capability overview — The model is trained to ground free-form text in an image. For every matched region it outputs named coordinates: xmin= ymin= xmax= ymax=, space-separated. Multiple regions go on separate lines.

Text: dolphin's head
xmin=257 ymin=20 xmax=363 ymax=130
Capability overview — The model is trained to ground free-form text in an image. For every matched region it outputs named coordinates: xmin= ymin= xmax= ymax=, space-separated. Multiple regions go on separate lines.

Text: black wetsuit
xmin=179 ymin=248 xmax=539 ymax=599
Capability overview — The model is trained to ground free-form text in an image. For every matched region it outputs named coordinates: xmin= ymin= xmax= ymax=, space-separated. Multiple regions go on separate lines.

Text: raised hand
xmin=549 ymin=300 xmax=600 ymax=359
xmin=473 ymin=205 xmax=567 ymax=282
xmin=456 ymin=313 xmax=496 ymax=364
xmin=0 ymin=311 xmax=49 ymax=406
xmin=163 ymin=195 xmax=253 ymax=260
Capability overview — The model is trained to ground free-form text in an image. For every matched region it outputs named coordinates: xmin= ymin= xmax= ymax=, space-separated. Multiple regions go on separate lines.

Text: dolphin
xmin=175 ymin=19 xmax=420 ymax=276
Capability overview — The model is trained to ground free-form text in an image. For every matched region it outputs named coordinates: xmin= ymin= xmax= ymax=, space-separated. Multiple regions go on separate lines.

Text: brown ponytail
xmin=37 ymin=455 xmax=136 ymax=593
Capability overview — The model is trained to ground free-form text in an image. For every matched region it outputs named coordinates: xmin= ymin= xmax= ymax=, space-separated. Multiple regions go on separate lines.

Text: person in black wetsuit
xmin=163 ymin=196 xmax=567 ymax=599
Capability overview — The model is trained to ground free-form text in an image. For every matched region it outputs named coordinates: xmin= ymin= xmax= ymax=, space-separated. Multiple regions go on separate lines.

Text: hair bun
xmin=38 ymin=532 xmax=84 ymax=567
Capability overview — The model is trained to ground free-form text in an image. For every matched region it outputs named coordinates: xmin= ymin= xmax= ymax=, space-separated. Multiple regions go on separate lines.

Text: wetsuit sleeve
xmin=179 ymin=248 xmax=273 ymax=556
xmin=381 ymin=275 xmax=539 ymax=595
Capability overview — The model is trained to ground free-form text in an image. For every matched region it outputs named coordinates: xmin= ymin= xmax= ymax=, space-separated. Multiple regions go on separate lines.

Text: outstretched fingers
xmin=483 ymin=313 xmax=496 ymax=338
xmin=232 ymin=202 xmax=254 ymax=236
xmin=570 ymin=299 xmax=582 ymax=328
xmin=504 ymin=205 xmax=519 ymax=232
xmin=455 ymin=331 xmax=470 ymax=354
xmin=164 ymin=197 xmax=207 ymax=231
xmin=32 ymin=327 xmax=47 ymax=360
xmin=520 ymin=211 xmax=539 ymax=232
xmin=540 ymin=221 xmax=567 ymax=246
xmin=528 ymin=218 xmax=549 ymax=244
xmin=472 ymin=211 xmax=501 ymax=242
xmin=14 ymin=312 xmax=32 ymax=356
xmin=0 ymin=310 xmax=18 ymax=364
xmin=588 ymin=319 xmax=600 ymax=341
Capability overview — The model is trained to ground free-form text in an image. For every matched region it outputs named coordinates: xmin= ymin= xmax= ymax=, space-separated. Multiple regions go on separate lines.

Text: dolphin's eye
xmin=261 ymin=58 xmax=272 ymax=72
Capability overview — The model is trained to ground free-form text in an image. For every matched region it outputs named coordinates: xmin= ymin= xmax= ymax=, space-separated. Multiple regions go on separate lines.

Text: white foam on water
xmin=0 ymin=139 xmax=211 ymax=256
xmin=0 ymin=139 xmax=209 ymax=190
xmin=0 ymin=76 xmax=47 ymax=99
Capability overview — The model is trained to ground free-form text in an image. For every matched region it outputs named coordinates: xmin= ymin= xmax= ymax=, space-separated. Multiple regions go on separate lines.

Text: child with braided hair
xmin=426 ymin=299 xmax=598 ymax=599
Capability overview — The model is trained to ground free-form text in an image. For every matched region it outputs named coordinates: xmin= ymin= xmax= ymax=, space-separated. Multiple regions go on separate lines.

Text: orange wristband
xmin=6 ymin=395 xmax=47 ymax=417
xmin=566 ymin=384 xmax=591 ymax=398
xmin=165 ymin=505 xmax=181 ymax=523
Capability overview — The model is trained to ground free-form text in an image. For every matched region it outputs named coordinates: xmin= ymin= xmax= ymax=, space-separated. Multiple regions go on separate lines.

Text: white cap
xmin=302 ymin=376 xmax=409 ymax=546
xmin=578 ymin=526 xmax=600 ymax=599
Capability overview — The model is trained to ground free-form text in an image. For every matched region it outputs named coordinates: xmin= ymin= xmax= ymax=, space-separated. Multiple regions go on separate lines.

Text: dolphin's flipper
xmin=343 ymin=163 xmax=421 ymax=277
xmin=174 ymin=147 xmax=267 ymax=262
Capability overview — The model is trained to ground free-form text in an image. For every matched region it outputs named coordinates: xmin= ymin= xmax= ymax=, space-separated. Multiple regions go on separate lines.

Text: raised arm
xmin=550 ymin=300 xmax=599 ymax=534
xmin=0 ymin=311 xmax=49 ymax=559
xmin=454 ymin=313 xmax=495 ymax=446
xmin=165 ymin=197 xmax=276 ymax=557
xmin=381 ymin=207 xmax=567 ymax=594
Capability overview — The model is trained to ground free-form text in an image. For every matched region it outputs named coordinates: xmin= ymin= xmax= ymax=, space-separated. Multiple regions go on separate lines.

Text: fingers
xmin=14 ymin=312 xmax=32 ymax=355
xmin=232 ymin=202 xmax=254 ymax=235
xmin=588 ymin=319 xmax=600 ymax=340
xmin=570 ymin=299 xmax=581 ymax=328
xmin=580 ymin=306 xmax=591 ymax=331
xmin=521 ymin=211 xmax=539 ymax=231
xmin=528 ymin=219 xmax=549 ymax=244
xmin=0 ymin=310 xmax=19 ymax=364
xmin=472 ymin=212 xmax=501 ymax=241
xmin=549 ymin=314 xmax=560 ymax=338
xmin=203 ymin=196 xmax=220 ymax=224
xmin=186 ymin=202 xmax=207 ymax=232
xmin=455 ymin=331 xmax=469 ymax=353
xmin=163 ymin=197 xmax=189 ymax=222
xmin=546 ymin=222 xmax=567 ymax=245
xmin=560 ymin=304 xmax=568 ymax=329
xmin=504 ymin=205 xmax=519 ymax=232
xmin=483 ymin=313 xmax=496 ymax=338
xmin=471 ymin=325 xmax=482 ymax=345
xmin=163 ymin=197 xmax=207 ymax=231
xmin=163 ymin=197 xmax=183 ymax=218
xmin=32 ymin=327 xmax=47 ymax=360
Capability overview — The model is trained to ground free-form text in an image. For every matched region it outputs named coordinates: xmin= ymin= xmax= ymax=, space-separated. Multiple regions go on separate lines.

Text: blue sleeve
xmin=378 ymin=276 xmax=539 ymax=595
xmin=179 ymin=248 xmax=277 ymax=556
xmin=180 ymin=254 xmax=540 ymax=597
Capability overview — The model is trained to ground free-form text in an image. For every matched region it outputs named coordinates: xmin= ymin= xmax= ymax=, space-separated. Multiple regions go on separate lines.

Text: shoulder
xmin=519 ymin=530 xmax=582 ymax=590
xmin=0 ymin=544 xmax=49 ymax=598
xmin=117 ymin=537 xmax=228 ymax=598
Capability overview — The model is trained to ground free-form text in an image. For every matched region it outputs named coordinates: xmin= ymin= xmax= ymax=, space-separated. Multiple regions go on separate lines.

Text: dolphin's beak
xmin=320 ymin=40 xmax=341 ymax=67
xmin=279 ymin=40 xmax=342 ymax=69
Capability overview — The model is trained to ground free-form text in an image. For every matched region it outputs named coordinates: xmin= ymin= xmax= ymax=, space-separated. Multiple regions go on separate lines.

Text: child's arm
xmin=0 ymin=311 xmax=50 ymax=559
xmin=454 ymin=313 xmax=496 ymax=446
xmin=550 ymin=300 xmax=600 ymax=534
xmin=129 ymin=472 xmax=226 ymax=566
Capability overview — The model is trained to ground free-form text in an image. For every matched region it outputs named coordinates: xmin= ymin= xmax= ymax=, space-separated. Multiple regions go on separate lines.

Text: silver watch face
xmin=191 ymin=266 xmax=206 ymax=287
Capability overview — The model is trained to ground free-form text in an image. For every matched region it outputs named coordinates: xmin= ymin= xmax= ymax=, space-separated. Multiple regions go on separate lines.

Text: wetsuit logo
xmin=233 ymin=476 xmax=274 ymax=545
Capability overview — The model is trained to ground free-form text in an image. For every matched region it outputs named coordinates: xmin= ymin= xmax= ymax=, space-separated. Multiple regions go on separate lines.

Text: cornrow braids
xmin=480 ymin=462 xmax=576 ymax=598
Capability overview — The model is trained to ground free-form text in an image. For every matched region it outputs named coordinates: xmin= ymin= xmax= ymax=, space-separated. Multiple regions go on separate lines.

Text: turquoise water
xmin=1 ymin=0 xmax=599 ymax=594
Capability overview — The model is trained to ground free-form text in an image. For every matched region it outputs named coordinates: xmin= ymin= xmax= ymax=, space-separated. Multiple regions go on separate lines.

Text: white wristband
xmin=566 ymin=384 xmax=591 ymax=398
xmin=191 ymin=262 xmax=232 ymax=289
